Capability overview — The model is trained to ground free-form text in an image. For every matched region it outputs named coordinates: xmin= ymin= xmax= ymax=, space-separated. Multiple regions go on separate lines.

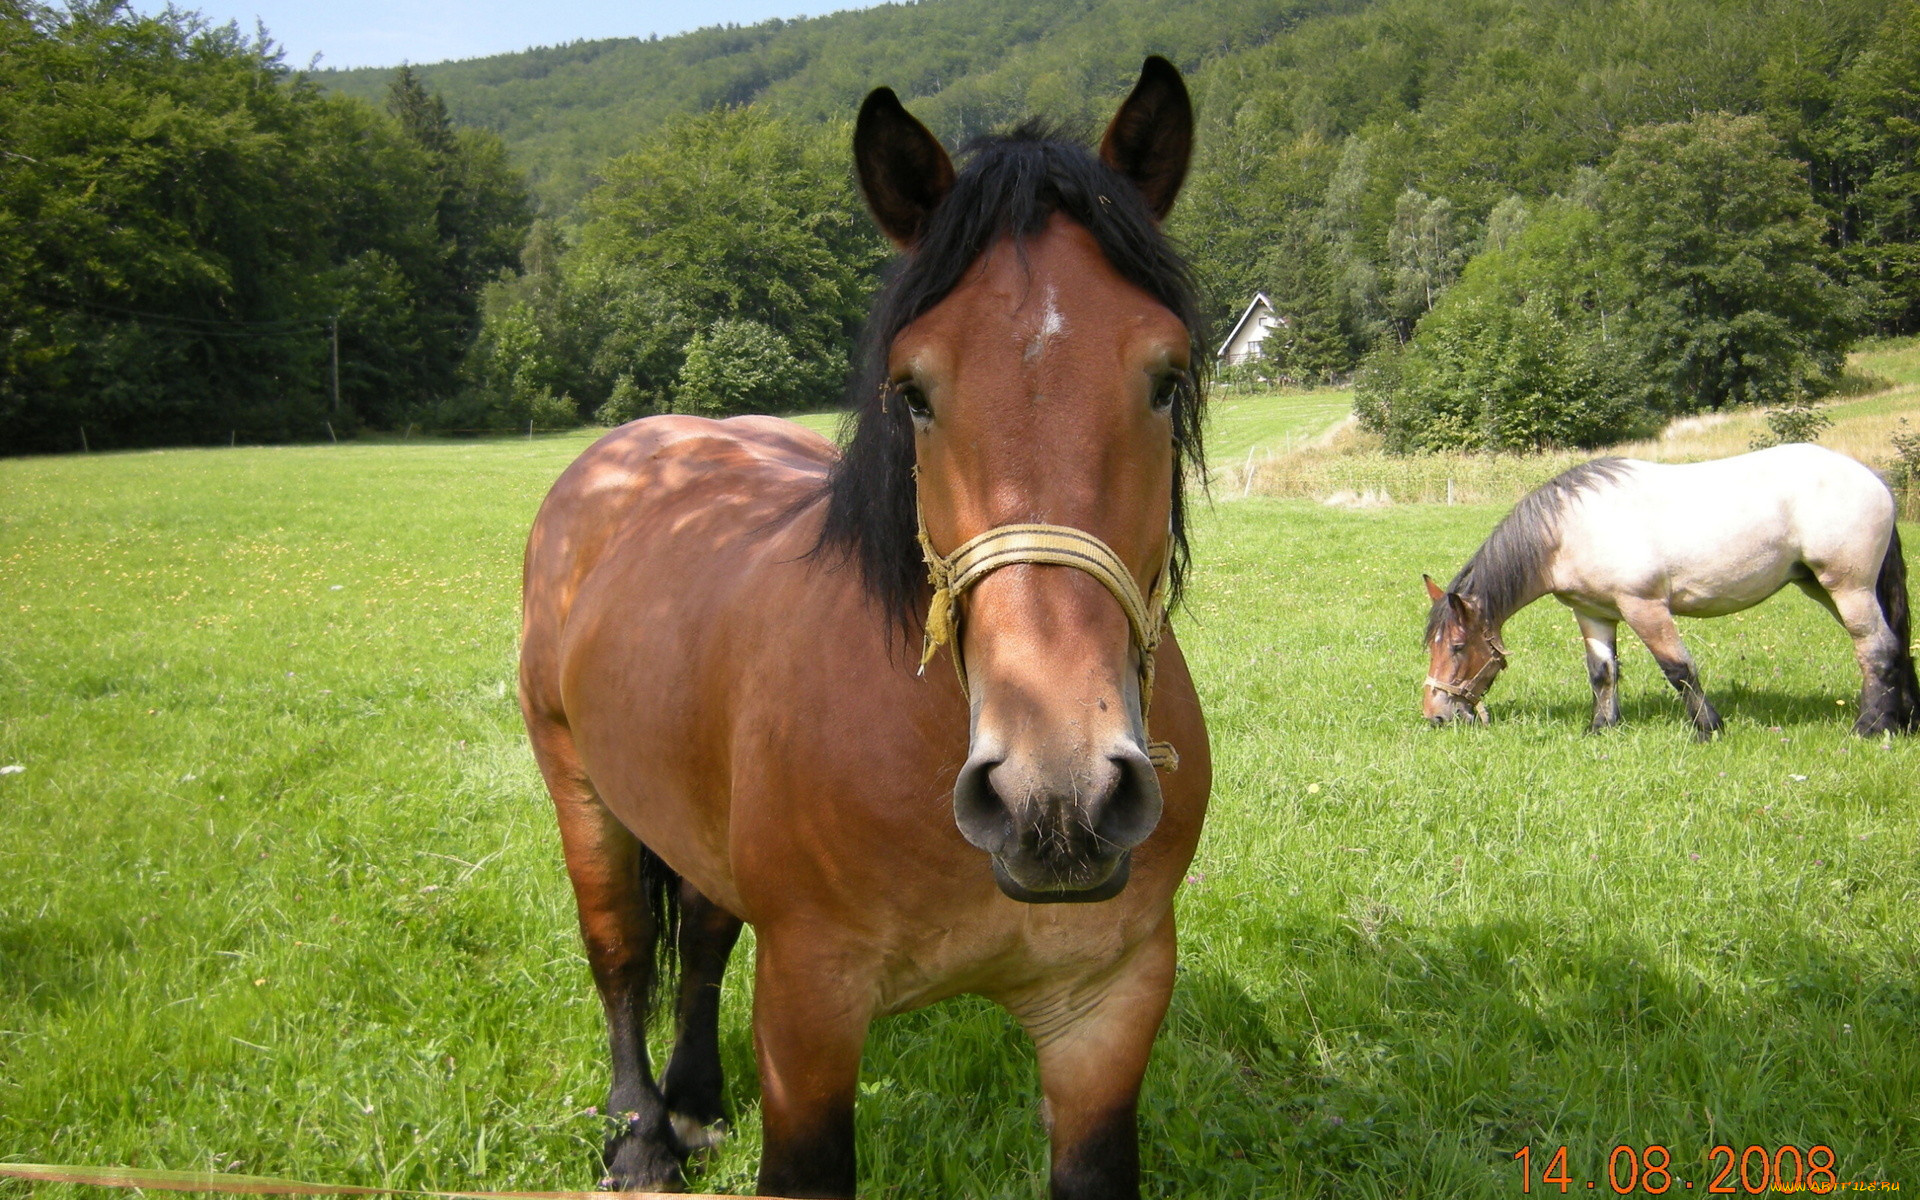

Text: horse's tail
xmin=1875 ymin=523 xmax=1920 ymax=731
xmin=639 ymin=842 xmax=683 ymax=1021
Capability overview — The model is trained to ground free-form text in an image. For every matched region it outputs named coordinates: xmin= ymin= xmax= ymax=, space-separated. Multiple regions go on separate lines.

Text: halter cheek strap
xmin=915 ymin=505 xmax=1179 ymax=771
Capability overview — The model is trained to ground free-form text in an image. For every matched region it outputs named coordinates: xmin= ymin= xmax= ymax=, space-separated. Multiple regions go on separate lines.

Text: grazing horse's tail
xmin=640 ymin=843 xmax=683 ymax=1017
xmin=1875 ymin=524 xmax=1920 ymax=731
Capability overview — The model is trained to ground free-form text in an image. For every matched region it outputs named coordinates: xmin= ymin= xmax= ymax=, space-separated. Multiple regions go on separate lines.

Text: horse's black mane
xmin=1432 ymin=457 xmax=1633 ymax=634
xmin=817 ymin=120 xmax=1208 ymax=637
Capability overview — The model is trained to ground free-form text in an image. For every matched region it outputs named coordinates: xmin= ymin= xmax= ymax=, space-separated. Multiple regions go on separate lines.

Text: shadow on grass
xmin=1516 ymin=684 xmax=1860 ymax=734
xmin=1148 ymin=911 xmax=1919 ymax=1194
xmin=671 ymin=910 xmax=1915 ymax=1195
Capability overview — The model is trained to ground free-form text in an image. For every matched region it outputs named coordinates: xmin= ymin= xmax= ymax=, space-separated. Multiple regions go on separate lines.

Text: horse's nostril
xmin=1092 ymin=749 xmax=1162 ymax=852
xmin=953 ymin=755 xmax=1012 ymax=854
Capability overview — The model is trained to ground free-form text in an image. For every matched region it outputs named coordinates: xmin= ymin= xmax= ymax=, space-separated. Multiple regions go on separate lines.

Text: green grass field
xmin=3 ymin=430 xmax=1917 ymax=1197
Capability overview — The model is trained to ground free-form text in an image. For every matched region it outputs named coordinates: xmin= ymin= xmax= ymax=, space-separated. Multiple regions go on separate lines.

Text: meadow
xmin=2 ymin=416 xmax=1918 ymax=1197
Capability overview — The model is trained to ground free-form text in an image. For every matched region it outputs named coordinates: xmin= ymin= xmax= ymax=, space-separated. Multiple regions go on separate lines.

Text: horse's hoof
xmin=671 ymin=1111 xmax=731 ymax=1153
xmin=603 ymin=1128 xmax=687 ymax=1193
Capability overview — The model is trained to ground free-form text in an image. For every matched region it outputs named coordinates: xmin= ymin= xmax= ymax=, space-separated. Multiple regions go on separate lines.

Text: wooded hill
xmin=317 ymin=0 xmax=1339 ymax=214
xmin=14 ymin=0 xmax=1920 ymax=452
xmin=318 ymin=0 xmax=1920 ymax=339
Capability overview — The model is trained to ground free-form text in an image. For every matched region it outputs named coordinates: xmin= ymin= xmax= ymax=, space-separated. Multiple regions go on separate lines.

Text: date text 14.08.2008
xmin=1513 ymin=1144 xmax=1869 ymax=1194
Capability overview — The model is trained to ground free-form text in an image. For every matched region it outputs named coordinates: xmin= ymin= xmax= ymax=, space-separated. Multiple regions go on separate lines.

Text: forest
xmin=9 ymin=0 xmax=1920 ymax=451
xmin=0 ymin=4 xmax=531 ymax=454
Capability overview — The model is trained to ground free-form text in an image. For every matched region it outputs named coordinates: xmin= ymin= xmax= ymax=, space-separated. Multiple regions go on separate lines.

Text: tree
xmin=1358 ymin=113 xmax=1863 ymax=453
xmin=468 ymin=105 xmax=886 ymax=420
xmin=675 ymin=318 xmax=808 ymax=415
xmin=0 ymin=5 xmax=532 ymax=453
xmin=1355 ymin=198 xmax=1645 ymax=452
xmin=1602 ymin=113 xmax=1859 ymax=414
xmin=1358 ymin=192 xmax=1608 ymax=451
xmin=1386 ymin=188 xmax=1472 ymax=341
xmin=1826 ymin=1 xmax=1920 ymax=332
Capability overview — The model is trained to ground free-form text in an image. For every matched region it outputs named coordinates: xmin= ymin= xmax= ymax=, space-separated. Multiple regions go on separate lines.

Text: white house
xmin=1216 ymin=292 xmax=1285 ymax=366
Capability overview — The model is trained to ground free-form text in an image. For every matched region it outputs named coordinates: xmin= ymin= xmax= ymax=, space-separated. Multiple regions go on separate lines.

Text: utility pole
xmin=330 ymin=315 xmax=341 ymax=414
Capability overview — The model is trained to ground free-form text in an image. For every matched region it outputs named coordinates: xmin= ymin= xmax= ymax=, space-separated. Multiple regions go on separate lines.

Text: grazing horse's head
xmin=824 ymin=59 xmax=1204 ymax=903
xmin=1422 ymin=574 xmax=1507 ymax=724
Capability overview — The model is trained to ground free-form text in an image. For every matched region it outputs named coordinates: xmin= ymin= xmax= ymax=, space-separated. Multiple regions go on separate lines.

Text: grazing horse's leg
xmin=1575 ymin=612 xmax=1621 ymax=731
xmin=1818 ymin=582 xmax=1911 ymax=736
xmin=1618 ymin=598 xmax=1723 ymax=739
xmin=660 ymin=882 xmax=744 ymax=1150
xmin=526 ymin=719 xmax=686 ymax=1190
xmin=1015 ymin=917 xmax=1176 ymax=1200
xmin=751 ymin=926 xmax=873 ymax=1199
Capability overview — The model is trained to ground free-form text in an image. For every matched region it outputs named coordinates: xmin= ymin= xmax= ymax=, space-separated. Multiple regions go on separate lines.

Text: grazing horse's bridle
xmin=915 ymin=504 xmax=1179 ymax=771
xmin=1425 ymin=630 xmax=1510 ymax=714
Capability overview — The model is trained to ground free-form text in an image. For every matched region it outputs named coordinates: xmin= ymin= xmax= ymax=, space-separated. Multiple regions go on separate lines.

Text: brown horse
xmin=518 ymin=59 xmax=1211 ymax=1199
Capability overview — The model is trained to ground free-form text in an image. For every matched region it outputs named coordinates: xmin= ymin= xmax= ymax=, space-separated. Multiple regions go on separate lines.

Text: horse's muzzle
xmin=953 ymin=743 xmax=1162 ymax=903
xmin=1425 ymin=694 xmax=1490 ymax=725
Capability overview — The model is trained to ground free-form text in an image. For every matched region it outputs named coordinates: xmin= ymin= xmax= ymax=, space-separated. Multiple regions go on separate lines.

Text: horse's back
xmin=1620 ymin=445 xmax=1891 ymax=548
xmin=520 ymin=415 xmax=836 ymax=715
xmin=1558 ymin=445 xmax=1895 ymax=613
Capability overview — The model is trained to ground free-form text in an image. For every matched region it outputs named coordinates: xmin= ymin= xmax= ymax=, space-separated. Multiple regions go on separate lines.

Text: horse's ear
xmin=854 ymin=87 xmax=954 ymax=249
xmin=1099 ymin=56 xmax=1193 ymax=222
xmin=1423 ymin=574 xmax=1446 ymax=603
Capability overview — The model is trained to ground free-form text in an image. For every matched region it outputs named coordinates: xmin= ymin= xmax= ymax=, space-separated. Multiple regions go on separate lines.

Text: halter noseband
xmin=915 ymin=505 xmax=1178 ymax=771
xmin=1424 ymin=630 xmax=1510 ymax=715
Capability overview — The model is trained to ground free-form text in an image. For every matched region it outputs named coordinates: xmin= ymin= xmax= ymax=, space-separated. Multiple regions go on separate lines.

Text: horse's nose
xmin=953 ymin=743 xmax=1162 ymax=899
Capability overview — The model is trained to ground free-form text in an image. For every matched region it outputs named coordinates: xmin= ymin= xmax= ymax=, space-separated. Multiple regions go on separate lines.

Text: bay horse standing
xmin=1422 ymin=444 xmax=1919 ymax=738
xmin=518 ymin=59 xmax=1211 ymax=1199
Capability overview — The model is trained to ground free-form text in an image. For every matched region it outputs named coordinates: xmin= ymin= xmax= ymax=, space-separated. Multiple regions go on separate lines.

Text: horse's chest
xmin=870 ymin=907 xmax=1143 ymax=1016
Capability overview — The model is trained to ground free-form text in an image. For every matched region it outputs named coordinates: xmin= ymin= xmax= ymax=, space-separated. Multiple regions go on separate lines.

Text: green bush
xmin=1750 ymin=395 xmax=1834 ymax=449
xmin=675 ymin=318 xmax=813 ymax=416
xmin=595 ymin=374 xmax=653 ymax=426
xmin=1356 ymin=291 xmax=1646 ymax=453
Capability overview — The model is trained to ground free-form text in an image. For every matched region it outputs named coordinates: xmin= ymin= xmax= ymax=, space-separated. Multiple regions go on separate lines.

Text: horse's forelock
xmin=819 ymin=124 xmax=1209 ymax=640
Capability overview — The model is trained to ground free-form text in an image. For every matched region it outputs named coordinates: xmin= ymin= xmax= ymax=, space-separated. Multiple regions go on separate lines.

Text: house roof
xmin=1215 ymin=292 xmax=1275 ymax=358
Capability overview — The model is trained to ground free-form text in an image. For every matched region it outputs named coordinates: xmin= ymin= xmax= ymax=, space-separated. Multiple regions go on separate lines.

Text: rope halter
xmin=915 ymin=505 xmax=1178 ymax=771
xmin=1424 ymin=630 xmax=1510 ymax=720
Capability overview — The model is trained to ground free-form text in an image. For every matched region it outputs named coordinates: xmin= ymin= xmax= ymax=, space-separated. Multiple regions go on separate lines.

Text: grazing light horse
xmin=519 ymin=60 xmax=1211 ymax=1199
xmin=1422 ymin=444 xmax=1919 ymax=738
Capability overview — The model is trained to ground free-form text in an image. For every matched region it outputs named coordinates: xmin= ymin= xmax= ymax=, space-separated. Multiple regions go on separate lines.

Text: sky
xmin=132 ymin=0 xmax=874 ymax=70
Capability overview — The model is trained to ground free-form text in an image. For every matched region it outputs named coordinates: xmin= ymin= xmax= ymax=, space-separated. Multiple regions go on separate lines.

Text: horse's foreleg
xmin=527 ymin=720 xmax=686 ymax=1190
xmin=1575 ymin=612 xmax=1621 ymax=731
xmin=1016 ymin=917 xmax=1176 ymax=1200
xmin=1822 ymin=583 xmax=1913 ymax=735
xmin=1619 ymin=599 xmax=1722 ymax=739
xmin=751 ymin=927 xmax=871 ymax=1199
xmin=660 ymin=881 xmax=744 ymax=1151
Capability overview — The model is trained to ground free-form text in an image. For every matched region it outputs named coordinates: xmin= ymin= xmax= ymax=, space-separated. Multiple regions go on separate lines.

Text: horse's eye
xmin=897 ymin=383 xmax=932 ymax=421
xmin=1450 ymin=642 xmax=1467 ymax=655
xmin=1151 ymin=370 xmax=1187 ymax=413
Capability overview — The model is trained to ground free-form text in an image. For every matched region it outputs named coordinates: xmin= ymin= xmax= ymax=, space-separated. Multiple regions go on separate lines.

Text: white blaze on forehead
xmin=1023 ymin=286 xmax=1067 ymax=364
